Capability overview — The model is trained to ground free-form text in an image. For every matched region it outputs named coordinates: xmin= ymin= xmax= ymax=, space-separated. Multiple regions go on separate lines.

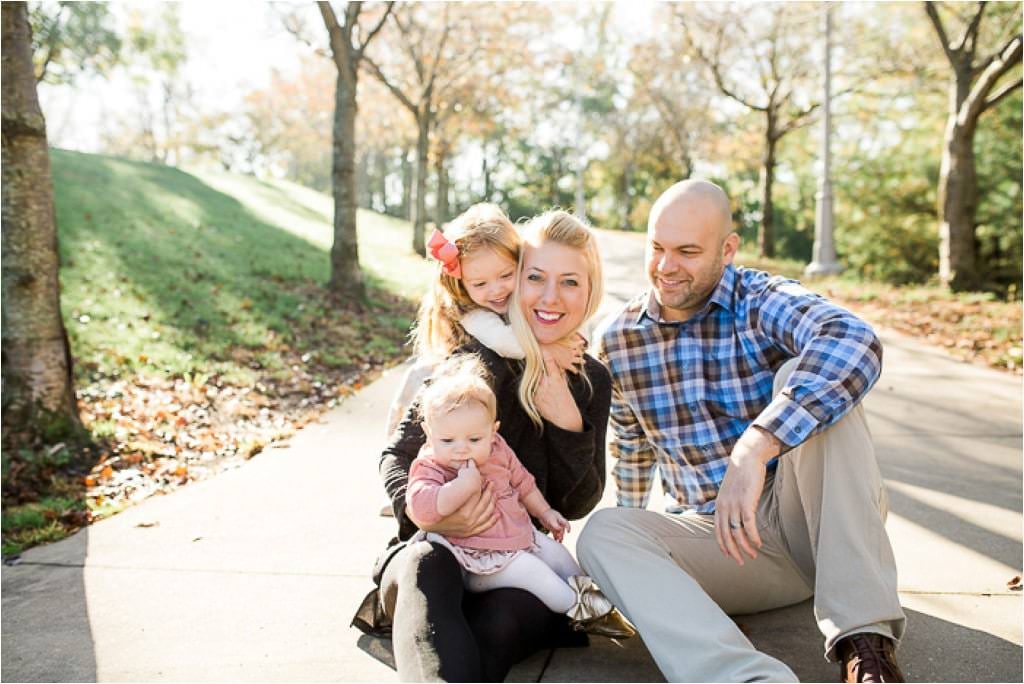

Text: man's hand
xmin=714 ymin=426 xmax=782 ymax=565
xmin=412 ymin=480 xmax=498 ymax=538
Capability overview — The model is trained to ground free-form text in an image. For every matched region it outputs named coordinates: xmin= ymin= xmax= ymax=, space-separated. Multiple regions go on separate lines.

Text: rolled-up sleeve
xmin=750 ymin=279 xmax=883 ymax=448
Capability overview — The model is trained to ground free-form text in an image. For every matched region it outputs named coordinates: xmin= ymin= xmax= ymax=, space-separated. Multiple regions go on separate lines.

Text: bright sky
xmin=40 ymin=2 xmax=311 ymax=151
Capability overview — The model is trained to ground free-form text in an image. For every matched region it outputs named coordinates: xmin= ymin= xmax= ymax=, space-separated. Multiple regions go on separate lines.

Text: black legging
xmin=380 ymin=539 xmax=586 ymax=682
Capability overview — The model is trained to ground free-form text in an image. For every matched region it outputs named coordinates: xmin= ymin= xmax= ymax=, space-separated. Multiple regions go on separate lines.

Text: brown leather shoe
xmin=837 ymin=633 xmax=905 ymax=683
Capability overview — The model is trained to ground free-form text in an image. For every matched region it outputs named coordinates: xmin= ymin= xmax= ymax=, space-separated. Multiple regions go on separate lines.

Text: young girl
xmin=406 ymin=354 xmax=634 ymax=638
xmin=385 ymin=203 xmax=582 ymax=437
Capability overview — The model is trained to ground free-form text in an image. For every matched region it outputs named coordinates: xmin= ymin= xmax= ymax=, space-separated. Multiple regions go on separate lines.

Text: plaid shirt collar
xmin=635 ymin=264 xmax=738 ymax=327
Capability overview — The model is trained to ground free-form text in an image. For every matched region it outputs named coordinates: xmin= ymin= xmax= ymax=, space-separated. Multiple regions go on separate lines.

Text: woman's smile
xmin=518 ymin=241 xmax=589 ymax=345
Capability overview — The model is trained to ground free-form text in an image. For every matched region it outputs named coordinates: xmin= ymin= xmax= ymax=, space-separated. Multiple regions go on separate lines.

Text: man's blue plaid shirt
xmin=594 ymin=264 xmax=883 ymax=513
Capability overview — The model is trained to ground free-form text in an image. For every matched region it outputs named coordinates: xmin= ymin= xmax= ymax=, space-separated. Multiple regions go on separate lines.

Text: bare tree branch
xmin=391 ymin=9 xmax=425 ymax=84
xmin=344 ymin=1 xmax=360 ymax=41
xmin=681 ymin=15 xmax=767 ymax=111
xmin=777 ymin=101 xmax=821 ymax=137
xmin=355 ymin=1 xmax=393 ymax=57
xmin=317 ymin=2 xmax=344 ymax=58
xmin=925 ymin=2 xmax=959 ymax=65
xmin=424 ymin=4 xmax=453 ymax=97
xmin=963 ymin=34 xmax=1022 ymax=124
xmin=362 ymin=54 xmax=417 ymax=113
xmin=284 ymin=5 xmax=329 ymax=59
xmin=34 ymin=3 xmax=68 ymax=83
xmin=982 ymin=75 xmax=1022 ymax=112
xmin=956 ymin=1 xmax=986 ymax=54
xmin=974 ymin=30 xmax=1023 ymax=79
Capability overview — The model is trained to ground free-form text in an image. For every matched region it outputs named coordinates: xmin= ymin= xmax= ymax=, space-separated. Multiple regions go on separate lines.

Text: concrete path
xmin=3 ymin=229 xmax=1021 ymax=682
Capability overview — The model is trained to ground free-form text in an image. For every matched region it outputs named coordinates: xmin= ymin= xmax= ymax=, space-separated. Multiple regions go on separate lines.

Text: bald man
xmin=580 ymin=180 xmax=906 ymax=682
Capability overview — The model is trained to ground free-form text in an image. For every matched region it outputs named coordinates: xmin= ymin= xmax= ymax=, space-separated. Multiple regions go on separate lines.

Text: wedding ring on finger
xmin=729 ymin=520 xmax=743 ymax=530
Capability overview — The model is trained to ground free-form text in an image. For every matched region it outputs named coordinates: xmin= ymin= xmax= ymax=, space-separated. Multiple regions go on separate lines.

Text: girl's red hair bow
xmin=427 ymin=229 xmax=461 ymax=279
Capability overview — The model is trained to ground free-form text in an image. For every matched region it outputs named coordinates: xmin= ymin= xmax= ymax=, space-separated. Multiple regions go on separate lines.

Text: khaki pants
xmin=577 ymin=360 xmax=906 ymax=683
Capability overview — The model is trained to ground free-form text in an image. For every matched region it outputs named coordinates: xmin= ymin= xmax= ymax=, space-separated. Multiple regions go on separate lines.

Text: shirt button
xmin=688 ymin=402 xmax=699 ymax=411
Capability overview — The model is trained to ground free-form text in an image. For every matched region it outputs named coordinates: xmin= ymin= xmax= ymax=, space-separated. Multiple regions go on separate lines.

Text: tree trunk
xmin=938 ymin=72 xmax=981 ymax=292
xmin=938 ymin=126 xmax=980 ymax=292
xmin=435 ymin=144 xmax=449 ymax=228
xmin=411 ymin=112 xmax=430 ymax=256
xmin=327 ymin=68 xmax=364 ymax=299
xmin=376 ymin=150 xmax=388 ymax=214
xmin=356 ymin=150 xmax=370 ymax=209
xmin=759 ymin=120 xmax=778 ymax=258
xmin=680 ymin=148 xmax=693 ymax=180
xmin=1 ymin=2 xmax=80 ymax=442
xmin=401 ymin=148 xmax=412 ymax=220
xmin=482 ymin=143 xmax=492 ymax=201
xmin=624 ymin=161 xmax=635 ymax=229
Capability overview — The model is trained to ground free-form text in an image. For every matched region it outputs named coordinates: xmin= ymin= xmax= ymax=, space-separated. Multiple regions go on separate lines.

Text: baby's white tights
xmin=426 ymin=529 xmax=582 ymax=613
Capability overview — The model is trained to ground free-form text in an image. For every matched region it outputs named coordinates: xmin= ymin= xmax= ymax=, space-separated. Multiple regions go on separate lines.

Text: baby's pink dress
xmin=407 ymin=433 xmax=540 ymax=574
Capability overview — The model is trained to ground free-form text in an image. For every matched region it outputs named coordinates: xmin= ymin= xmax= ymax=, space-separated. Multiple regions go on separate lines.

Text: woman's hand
xmin=534 ymin=355 xmax=584 ymax=432
xmin=412 ymin=480 xmax=499 ymax=538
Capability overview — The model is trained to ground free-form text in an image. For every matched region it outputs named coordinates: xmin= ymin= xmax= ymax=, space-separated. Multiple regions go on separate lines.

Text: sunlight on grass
xmin=51 ymin=149 xmax=433 ymax=383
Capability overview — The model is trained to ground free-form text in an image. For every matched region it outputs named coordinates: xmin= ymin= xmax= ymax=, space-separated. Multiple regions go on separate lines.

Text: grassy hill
xmin=3 ymin=150 xmax=435 ymax=554
xmin=53 ymin=149 xmax=434 ymax=384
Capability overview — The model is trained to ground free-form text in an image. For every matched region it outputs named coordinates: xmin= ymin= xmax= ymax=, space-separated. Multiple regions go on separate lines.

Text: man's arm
xmin=608 ymin=380 xmax=659 ymax=508
xmin=749 ymin=278 xmax=883 ymax=450
xmin=715 ymin=278 xmax=882 ymax=565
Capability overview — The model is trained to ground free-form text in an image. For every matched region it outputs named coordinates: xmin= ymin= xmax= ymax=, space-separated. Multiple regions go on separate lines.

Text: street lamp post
xmin=805 ymin=4 xmax=842 ymax=278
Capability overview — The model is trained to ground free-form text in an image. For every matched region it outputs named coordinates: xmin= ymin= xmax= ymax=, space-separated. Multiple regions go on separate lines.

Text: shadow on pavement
xmin=742 ymin=599 xmax=1022 ymax=683
xmin=1 ymin=528 xmax=96 ymax=682
xmin=356 ymin=634 xmax=396 ymax=671
xmin=353 ymin=599 xmax=1022 ymax=682
xmin=885 ymin=482 xmax=1022 ymax=571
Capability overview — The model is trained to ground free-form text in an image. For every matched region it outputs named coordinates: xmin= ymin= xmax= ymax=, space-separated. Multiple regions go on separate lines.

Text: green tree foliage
xmin=30 ymin=1 xmax=121 ymax=85
xmin=974 ymin=90 xmax=1023 ymax=297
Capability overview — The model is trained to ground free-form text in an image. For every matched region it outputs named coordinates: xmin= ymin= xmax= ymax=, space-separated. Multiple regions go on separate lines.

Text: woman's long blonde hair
xmin=509 ymin=210 xmax=604 ymax=428
xmin=411 ymin=203 xmax=521 ymax=360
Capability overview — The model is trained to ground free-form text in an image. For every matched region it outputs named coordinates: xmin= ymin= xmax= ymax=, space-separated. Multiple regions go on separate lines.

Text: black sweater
xmin=380 ymin=342 xmax=611 ymax=541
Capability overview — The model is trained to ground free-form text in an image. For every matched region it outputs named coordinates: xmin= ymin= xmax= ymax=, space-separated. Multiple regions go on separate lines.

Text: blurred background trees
xmin=30 ymin=0 xmax=1023 ymax=297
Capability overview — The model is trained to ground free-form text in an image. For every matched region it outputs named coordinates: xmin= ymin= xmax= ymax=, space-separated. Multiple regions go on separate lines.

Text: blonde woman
xmin=357 ymin=210 xmax=613 ymax=682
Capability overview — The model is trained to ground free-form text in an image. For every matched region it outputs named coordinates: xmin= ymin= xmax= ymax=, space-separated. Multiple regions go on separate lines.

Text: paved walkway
xmin=3 ymin=230 xmax=1022 ymax=682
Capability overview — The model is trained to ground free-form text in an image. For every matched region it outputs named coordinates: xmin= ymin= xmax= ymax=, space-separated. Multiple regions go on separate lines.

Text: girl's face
xmin=518 ymin=241 xmax=590 ymax=345
xmin=424 ymin=402 xmax=495 ymax=470
xmin=461 ymin=248 xmax=517 ymax=315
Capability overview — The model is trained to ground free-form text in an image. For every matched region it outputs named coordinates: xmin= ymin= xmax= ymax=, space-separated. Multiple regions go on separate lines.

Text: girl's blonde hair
xmin=419 ymin=354 xmax=497 ymax=425
xmin=508 ymin=210 xmax=604 ymax=428
xmin=411 ymin=203 xmax=521 ymax=360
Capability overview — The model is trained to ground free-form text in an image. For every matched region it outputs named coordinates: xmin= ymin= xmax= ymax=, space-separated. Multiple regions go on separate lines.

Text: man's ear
xmin=722 ymin=232 xmax=740 ymax=265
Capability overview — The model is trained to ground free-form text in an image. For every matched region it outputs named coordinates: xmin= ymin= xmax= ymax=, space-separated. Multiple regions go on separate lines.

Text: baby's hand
xmin=456 ymin=460 xmax=482 ymax=491
xmin=539 ymin=508 xmax=570 ymax=542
